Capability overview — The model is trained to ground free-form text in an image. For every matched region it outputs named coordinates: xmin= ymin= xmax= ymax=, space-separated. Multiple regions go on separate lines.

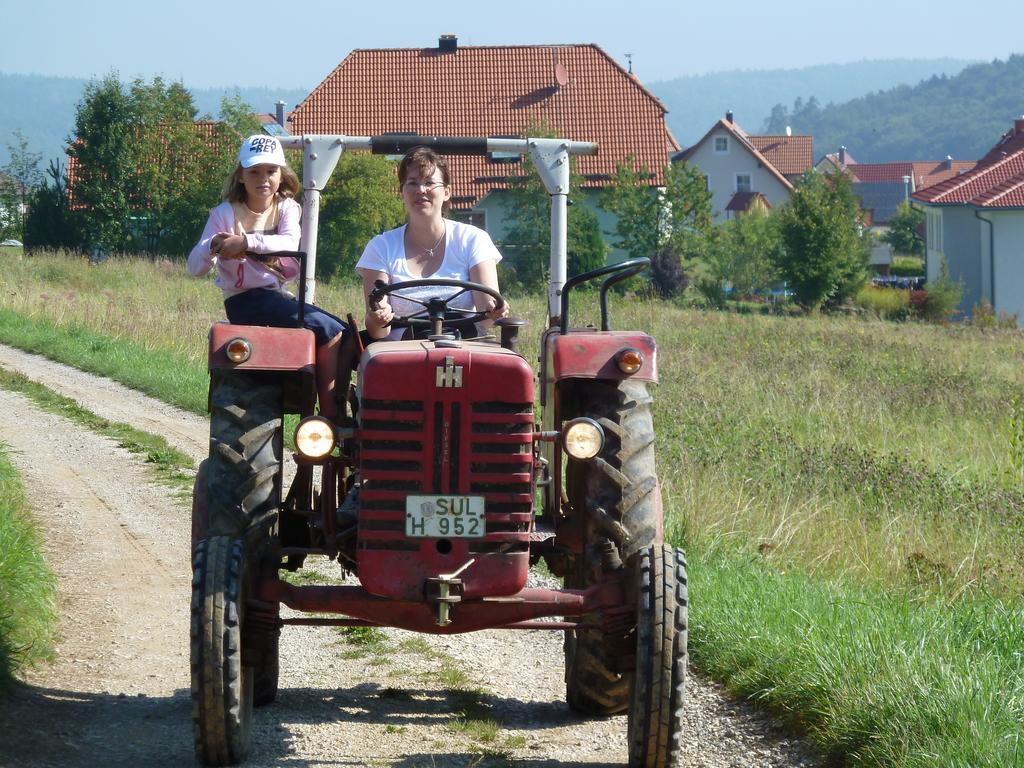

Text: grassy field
xmin=0 ymin=250 xmax=1022 ymax=766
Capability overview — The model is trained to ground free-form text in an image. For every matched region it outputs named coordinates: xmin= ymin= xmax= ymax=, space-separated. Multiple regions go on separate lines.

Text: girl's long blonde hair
xmin=221 ymin=164 xmax=301 ymax=203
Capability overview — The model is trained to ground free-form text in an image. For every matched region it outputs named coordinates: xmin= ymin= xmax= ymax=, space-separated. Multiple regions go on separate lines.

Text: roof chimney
xmin=275 ymin=100 xmax=286 ymax=128
xmin=725 ymin=110 xmax=734 ymax=124
xmin=1016 ymin=116 xmax=1024 ymax=135
xmin=438 ymin=34 xmax=458 ymax=52
xmin=839 ymin=146 xmax=846 ymax=166
xmin=944 ymin=155 xmax=953 ymax=170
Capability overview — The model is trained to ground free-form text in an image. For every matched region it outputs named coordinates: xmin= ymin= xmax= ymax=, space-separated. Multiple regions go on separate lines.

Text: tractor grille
xmin=357 ymin=397 xmax=534 ymax=554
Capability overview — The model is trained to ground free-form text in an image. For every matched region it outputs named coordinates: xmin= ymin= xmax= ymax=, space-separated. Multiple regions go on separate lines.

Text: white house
xmin=913 ymin=118 xmax=1024 ymax=321
xmin=673 ymin=112 xmax=812 ymax=221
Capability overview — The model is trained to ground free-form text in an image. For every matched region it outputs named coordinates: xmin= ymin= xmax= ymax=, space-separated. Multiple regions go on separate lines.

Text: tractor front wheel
xmin=627 ymin=544 xmax=688 ymax=768
xmin=191 ymin=536 xmax=254 ymax=766
xmin=206 ymin=371 xmax=283 ymax=551
xmin=564 ymin=379 xmax=661 ymax=715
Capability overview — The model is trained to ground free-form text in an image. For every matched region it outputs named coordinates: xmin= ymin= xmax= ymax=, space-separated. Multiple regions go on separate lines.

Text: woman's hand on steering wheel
xmin=368 ymin=278 xmax=507 ymax=330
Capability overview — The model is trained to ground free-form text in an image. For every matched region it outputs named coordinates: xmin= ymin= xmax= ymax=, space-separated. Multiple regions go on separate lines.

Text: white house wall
xmin=990 ymin=210 xmax=1024 ymax=322
xmin=937 ymin=206 xmax=983 ymax=315
xmin=685 ymin=131 xmax=791 ymax=220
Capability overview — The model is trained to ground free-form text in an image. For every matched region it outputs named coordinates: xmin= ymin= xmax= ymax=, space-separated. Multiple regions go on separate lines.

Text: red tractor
xmin=190 ymin=135 xmax=688 ymax=766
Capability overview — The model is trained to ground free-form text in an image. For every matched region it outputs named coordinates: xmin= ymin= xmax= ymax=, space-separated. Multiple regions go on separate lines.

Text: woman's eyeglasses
xmin=403 ymin=180 xmax=447 ymax=192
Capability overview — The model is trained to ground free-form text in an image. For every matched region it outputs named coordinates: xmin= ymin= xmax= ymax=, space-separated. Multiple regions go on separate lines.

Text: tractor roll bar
xmin=277 ymin=134 xmax=597 ymax=322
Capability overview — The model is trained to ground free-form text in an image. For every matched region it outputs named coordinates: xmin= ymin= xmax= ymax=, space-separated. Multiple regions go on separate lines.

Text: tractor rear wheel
xmin=191 ymin=536 xmax=253 ymax=766
xmin=206 ymin=371 xmax=283 ymax=551
xmin=627 ymin=544 xmax=688 ymax=768
xmin=564 ymin=379 xmax=661 ymax=715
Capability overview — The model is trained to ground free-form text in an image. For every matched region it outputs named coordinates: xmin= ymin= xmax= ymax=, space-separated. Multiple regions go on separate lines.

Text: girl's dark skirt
xmin=224 ymin=288 xmax=346 ymax=347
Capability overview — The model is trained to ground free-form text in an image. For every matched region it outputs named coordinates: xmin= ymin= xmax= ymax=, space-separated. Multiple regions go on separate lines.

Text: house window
xmin=714 ymin=136 xmax=729 ymax=153
xmin=451 ymin=210 xmax=487 ymax=231
xmin=926 ymin=209 xmax=943 ymax=252
xmin=736 ymin=174 xmax=751 ymax=193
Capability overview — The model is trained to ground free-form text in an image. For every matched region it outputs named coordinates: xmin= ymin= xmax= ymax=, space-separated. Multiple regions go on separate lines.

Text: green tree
xmin=68 ymin=74 xmax=254 ymax=256
xmin=705 ymin=209 xmax=782 ymax=296
xmin=599 ymin=157 xmax=713 ymax=297
xmin=24 ymin=160 xmax=78 ymax=250
xmin=0 ymin=130 xmax=44 ymax=241
xmin=774 ymin=170 xmax=870 ymax=311
xmin=882 ymin=201 xmax=925 ymax=256
xmin=500 ymin=119 xmax=607 ymax=289
xmin=598 ymin=159 xmax=662 ymax=259
xmin=318 ymin=152 xmax=406 ymax=282
xmin=67 ymin=73 xmax=135 ymax=253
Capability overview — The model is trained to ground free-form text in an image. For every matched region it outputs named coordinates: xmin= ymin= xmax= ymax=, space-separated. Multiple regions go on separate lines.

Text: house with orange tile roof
xmin=912 ymin=118 xmax=1024 ymax=322
xmin=672 ymin=112 xmax=812 ymax=221
xmin=817 ymin=148 xmax=976 ymax=225
xmin=286 ymin=36 xmax=679 ymax=260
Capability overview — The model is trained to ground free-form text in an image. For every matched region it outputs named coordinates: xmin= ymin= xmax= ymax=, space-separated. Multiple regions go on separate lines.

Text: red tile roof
xmin=842 ymin=160 xmax=977 ymax=188
xmin=819 ymin=149 xmax=858 ymax=170
xmin=288 ymin=42 xmax=679 ymax=208
xmin=912 ymin=160 xmax=977 ymax=188
xmin=914 ymin=121 xmax=1024 ymax=208
xmin=724 ymin=190 xmax=772 ymax=212
xmin=747 ymin=136 xmax=813 ymax=177
xmin=848 ymin=162 xmax=915 ymax=183
xmin=678 ymin=118 xmax=796 ymax=191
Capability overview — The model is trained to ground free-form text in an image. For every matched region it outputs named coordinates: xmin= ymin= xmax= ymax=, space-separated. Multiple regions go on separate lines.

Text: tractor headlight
xmin=294 ymin=416 xmax=336 ymax=459
xmin=224 ymin=337 xmax=252 ymax=363
xmin=562 ymin=417 xmax=604 ymax=460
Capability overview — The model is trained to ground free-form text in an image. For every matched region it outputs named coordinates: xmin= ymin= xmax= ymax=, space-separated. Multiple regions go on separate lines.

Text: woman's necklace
xmin=413 ymin=225 xmax=445 ymax=259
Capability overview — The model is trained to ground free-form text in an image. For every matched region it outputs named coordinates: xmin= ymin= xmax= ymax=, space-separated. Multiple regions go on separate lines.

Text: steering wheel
xmin=368 ymin=278 xmax=506 ymax=336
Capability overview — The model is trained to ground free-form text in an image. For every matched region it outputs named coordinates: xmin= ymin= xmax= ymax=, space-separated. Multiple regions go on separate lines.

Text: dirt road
xmin=0 ymin=345 xmax=819 ymax=767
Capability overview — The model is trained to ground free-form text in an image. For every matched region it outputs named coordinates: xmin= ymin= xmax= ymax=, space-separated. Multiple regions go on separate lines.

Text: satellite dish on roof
xmin=554 ymin=61 xmax=569 ymax=88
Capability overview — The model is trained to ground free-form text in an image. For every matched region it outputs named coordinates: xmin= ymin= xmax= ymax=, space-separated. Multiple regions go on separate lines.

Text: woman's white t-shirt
xmin=356 ymin=220 xmax=502 ymax=338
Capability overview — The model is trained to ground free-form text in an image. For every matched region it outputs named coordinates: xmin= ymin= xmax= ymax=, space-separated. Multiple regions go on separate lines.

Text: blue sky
xmin=2 ymin=0 xmax=1021 ymax=88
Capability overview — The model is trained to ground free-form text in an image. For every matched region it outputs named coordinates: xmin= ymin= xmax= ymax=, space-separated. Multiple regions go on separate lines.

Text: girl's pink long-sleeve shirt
xmin=187 ymin=198 xmax=301 ymax=298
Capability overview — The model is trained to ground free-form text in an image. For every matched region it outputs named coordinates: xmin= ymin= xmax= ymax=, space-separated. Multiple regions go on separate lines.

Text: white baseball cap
xmin=238 ymin=135 xmax=287 ymax=168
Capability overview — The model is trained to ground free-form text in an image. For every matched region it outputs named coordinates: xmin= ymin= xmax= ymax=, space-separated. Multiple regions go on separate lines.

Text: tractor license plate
xmin=405 ymin=495 xmax=485 ymax=538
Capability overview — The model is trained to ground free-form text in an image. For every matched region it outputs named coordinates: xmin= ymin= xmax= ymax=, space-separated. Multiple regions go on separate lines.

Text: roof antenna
xmin=625 ymin=53 xmax=633 ymax=74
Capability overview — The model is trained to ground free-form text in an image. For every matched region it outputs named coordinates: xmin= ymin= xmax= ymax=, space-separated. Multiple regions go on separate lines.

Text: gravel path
xmin=0 ymin=344 xmax=821 ymax=767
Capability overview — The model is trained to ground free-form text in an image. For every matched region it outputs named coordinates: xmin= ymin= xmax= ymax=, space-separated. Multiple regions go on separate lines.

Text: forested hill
xmin=761 ymin=54 xmax=1024 ymax=163
xmin=0 ymin=72 xmax=307 ymax=168
xmin=647 ymin=58 xmax=976 ymax=148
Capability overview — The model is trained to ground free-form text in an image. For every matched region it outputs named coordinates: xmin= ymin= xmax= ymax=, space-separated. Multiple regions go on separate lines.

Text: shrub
xmin=854 ymin=285 xmax=910 ymax=320
xmin=914 ymin=258 xmax=963 ymax=323
xmin=969 ymin=299 xmax=1020 ymax=329
xmin=649 ymin=244 xmax=689 ymax=299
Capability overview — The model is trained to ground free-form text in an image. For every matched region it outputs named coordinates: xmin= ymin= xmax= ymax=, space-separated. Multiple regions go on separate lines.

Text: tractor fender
xmin=543 ymin=329 xmax=658 ymax=390
xmin=209 ymin=322 xmax=316 ymax=372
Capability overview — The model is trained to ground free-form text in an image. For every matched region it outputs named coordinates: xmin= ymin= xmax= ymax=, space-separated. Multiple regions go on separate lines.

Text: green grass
xmin=0 ymin=307 xmax=208 ymax=415
xmin=2 ymin=251 xmax=1024 ymax=766
xmin=0 ymin=448 xmax=56 ymax=688
xmin=890 ymin=255 xmax=925 ymax=277
xmin=692 ymin=553 xmax=1024 ymax=767
xmin=854 ymin=284 xmax=911 ymax=320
